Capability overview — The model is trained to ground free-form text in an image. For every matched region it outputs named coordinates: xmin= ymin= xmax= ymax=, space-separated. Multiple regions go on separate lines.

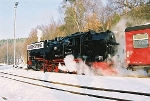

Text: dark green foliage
xmin=112 ymin=14 xmax=121 ymax=25
xmin=125 ymin=4 xmax=150 ymax=27
xmin=128 ymin=4 xmax=150 ymax=20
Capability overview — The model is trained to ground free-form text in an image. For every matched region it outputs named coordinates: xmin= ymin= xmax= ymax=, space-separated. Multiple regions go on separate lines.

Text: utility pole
xmin=14 ymin=1 xmax=19 ymax=68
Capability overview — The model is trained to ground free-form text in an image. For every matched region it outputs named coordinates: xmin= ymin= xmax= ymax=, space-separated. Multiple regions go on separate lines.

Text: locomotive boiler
xmin=27 ymin=30 xmax=119 ymax=72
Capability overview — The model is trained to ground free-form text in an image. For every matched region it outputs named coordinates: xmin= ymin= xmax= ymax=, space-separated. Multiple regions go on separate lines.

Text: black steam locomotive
xmin=27 ymin=30 xmax=118 ymax=72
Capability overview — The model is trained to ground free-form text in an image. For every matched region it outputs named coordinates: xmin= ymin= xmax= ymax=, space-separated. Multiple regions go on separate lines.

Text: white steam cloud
xmin=58 ymin=55 xmax=94 ymax=76
xmin=36 ymin=29 xmax=43 ymax=42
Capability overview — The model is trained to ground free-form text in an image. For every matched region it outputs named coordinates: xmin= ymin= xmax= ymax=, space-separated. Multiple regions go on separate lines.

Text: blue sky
xmin=0 ymin=0 xmax=63 ymax=39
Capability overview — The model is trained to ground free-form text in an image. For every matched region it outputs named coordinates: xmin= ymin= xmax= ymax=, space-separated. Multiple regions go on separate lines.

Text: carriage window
xmin=133 ymin=33 xmax=149 ymax=48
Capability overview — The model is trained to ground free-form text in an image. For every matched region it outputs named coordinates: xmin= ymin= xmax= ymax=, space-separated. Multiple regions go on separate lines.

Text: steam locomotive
xmin=27 ymin=30 xmax=119 ymax=73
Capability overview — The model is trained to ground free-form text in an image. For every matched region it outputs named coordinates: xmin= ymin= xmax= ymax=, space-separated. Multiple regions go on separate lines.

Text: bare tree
xmin=107 ymin=0 xmax=147 ymax=13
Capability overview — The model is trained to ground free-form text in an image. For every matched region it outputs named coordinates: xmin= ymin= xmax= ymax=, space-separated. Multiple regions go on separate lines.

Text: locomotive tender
xmin=27 ymin=30 xmax=118 ymax=72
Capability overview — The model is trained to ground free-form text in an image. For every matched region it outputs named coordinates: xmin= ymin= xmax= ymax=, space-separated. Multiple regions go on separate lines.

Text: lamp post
xmin=14 ymin=1 xmax=19 ymax=68
xmin=7 ymin=39 xmax=8 ymax=65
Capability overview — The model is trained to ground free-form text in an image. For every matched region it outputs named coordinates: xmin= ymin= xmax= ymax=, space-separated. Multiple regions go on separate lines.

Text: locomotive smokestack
xmin=36 ymin=29 xmax=43 ymax=42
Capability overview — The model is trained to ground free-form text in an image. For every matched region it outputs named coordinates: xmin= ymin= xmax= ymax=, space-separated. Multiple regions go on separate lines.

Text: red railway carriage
xmin=125 ymin=24 xmax=150 ymax=72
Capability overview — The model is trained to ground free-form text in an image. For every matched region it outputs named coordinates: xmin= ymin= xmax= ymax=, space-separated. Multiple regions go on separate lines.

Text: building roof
xmin=125 ymin=24 xmax=150 ymax=32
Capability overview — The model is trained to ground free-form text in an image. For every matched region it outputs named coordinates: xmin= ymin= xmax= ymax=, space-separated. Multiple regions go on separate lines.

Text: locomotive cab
xmin=82 ymin=30 xmax=119 ymax=62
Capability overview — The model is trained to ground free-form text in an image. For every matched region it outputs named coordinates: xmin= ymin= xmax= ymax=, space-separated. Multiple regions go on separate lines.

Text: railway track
xmin=0 ymin=71 xmax=150 ymax=101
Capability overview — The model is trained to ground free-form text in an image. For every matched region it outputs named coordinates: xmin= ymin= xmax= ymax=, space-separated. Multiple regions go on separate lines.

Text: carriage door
xmin=131 ymin=33 xmax=149 ymax=64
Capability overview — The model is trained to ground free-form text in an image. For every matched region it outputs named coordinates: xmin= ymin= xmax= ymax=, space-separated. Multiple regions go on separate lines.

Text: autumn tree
xmin=60 ymin=0 xmax=86 ymax=34
xmin=40 ymin=21 xmax=66 ymax=40
xmin=60 ymin=0 xmax=113 ymax=33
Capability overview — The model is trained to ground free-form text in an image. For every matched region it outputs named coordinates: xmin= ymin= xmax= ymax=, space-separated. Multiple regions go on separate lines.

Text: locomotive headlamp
xmin=54 ymin=47 xmax=57 ymax=50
